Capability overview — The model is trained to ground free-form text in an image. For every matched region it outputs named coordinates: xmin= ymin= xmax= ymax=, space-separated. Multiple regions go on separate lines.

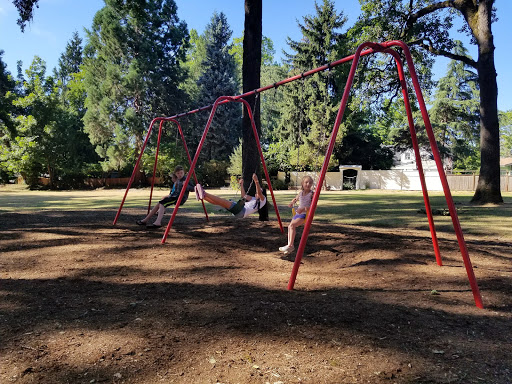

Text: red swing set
xmin=113 ymin=96 xmax=286 ymax=239
xmin=114 ymin=40 xmax=483 ymax=309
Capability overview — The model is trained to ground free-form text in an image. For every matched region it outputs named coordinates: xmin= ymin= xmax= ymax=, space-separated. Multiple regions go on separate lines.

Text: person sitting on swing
xmin=136 ymin=165 xmax=195 ymax=228
xmin=279 ymin=175 xmax=314 ymax=254
xmin=194 ymin=173 xmax=266 ymax=218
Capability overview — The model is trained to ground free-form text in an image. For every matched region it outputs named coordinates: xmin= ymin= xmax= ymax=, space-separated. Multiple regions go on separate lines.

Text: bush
xmin=196 ymin=160 xmax=229 ymax=187
xmin=269 ymin=177 xmax=288 ymax=190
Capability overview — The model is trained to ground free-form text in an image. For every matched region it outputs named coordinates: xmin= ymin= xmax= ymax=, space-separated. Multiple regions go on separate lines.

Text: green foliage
xmin=0 ymin=51 xmax=18 ymax=182
xmin=336 ymin=125 xmax=394 ymax=170
xmin=12 ymin=0 xmax=40 ymax=32
xmin=194 ymin=12 xmax=241 ymax=162
xmin=4 ymin=57 xmax=97 ymax=188
xmin=500 ymin=110 xmax=512 ymax=157
xmin=227 ymin=139 xmax=242 ymax=176
xmin=83 ymin=0 xmax=189 ymax=173
xmin=260 ymin=63 xmax=288 ymax=144
xmin=350 ymin=0 xmax=442 ymax=99
xmin=0 ymin=51 xmax=17 ymax=138
xmin=263 ymin=142 xmax=291 ymax=174
xmin=230 ymin=34 xmax=276 ymax=85
xmin=182 ymin=28 xmax=206 ymax=101
xmin=429 ymin=41 xmax=480 ymax=170
xmin=54 ymin=31 xmax=83 ymax=90
xmin=195 ymin=159 xmax=229 ymax=187
xmin=269 ymin=177 xmax=288 ymax=190
xmin=139 ymin=135 xmax=189 ymax=179
xmin=276 ymin=0 xmax=350 ymax=171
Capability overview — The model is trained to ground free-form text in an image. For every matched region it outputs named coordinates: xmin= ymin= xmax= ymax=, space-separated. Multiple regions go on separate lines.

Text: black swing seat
xmin=227 ymin=199 xmax=245 ymax=215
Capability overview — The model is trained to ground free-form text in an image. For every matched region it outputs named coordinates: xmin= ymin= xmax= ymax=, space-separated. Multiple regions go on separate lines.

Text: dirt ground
xmin=1 ymin=206 xmax=511 ymax=384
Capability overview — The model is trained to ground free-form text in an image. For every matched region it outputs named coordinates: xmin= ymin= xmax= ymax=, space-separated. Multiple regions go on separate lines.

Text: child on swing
xmin=136 ymin=165 xmax=195 ymax=228
xmin=279 ymin=175 xmax=314 ymax=254
xmin=194 ymin=173 xmax=266 ymax=218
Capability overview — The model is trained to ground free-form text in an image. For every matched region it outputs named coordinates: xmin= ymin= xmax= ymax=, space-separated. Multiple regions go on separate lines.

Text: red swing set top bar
xmin=161 ymin=96 xmax=285 ymax=244
xmin=160 ymin=49 xmax=376 ymax=121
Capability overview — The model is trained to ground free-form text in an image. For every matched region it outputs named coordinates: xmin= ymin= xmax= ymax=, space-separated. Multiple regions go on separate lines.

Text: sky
xmin=0 ymin=0 xmax=511 ymax=111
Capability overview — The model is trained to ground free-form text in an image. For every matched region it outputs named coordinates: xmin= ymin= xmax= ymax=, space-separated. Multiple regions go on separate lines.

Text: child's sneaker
xmin=194 ymin=184 xmax=205 ymax=200
xmin=279 ymin=245 xmax=294 ymax=254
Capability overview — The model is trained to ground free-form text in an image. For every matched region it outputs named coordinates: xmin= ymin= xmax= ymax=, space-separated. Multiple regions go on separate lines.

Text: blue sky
xmin=0 ymin=0 xmax=511 ymax=111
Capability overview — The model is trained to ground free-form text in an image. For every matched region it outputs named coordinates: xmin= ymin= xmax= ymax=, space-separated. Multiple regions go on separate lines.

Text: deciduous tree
xmin=0 ymin=51 xmax=18 ymax=182
xmin=355 ymin=0 xmax=501 ymax=203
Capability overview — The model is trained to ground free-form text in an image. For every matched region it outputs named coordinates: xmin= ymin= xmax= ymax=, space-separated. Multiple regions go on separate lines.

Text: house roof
xmin=500 ymin=157 xmax=512 ymax=166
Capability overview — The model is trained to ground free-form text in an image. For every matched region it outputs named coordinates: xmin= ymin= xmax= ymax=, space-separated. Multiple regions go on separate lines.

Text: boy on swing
xmin=194 ymin=173 xmax=266 ymax=218
xmin=136 ymin=165 xmax=195 ymax=228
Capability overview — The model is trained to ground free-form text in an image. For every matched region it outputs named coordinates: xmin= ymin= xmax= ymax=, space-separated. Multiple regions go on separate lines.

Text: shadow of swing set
xmin=114 ymin=41 xmax=484 ymax=309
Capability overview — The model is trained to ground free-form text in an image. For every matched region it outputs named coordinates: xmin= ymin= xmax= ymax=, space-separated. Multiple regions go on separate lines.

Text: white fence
xmin=277 ymin=171 xmax=512 ymax=192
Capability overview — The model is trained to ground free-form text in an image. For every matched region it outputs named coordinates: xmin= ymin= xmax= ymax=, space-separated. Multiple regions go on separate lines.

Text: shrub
xmin=196 ymin=160 xmax=229 ymax=187
xmin=269 ymin=177 xmax=288 ymax=190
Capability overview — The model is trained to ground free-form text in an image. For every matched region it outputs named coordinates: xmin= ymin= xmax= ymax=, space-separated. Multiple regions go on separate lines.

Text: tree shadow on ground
xmin=1 ymin=208 xmax=511 ymax=383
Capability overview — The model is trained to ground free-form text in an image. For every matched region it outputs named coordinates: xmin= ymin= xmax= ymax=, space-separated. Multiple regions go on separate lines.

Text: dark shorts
xmin=293 ymin=213 xmax=307 ymax=220
xmin=159 ymin=195 xmax=178 ymax=208
xmin=227 ymin=200 xmax=246 ymax=218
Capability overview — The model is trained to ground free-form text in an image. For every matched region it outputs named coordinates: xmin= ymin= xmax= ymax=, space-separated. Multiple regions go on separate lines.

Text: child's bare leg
xmin=203 ymin=192 xmax=232 ymax=210
xmin=288 ymin=218 xmax=305 ymax=247
xmin=141 ymin=204 xmax=160 ymax=223
xmin=153 ymin=204 xmax=166 ymax=226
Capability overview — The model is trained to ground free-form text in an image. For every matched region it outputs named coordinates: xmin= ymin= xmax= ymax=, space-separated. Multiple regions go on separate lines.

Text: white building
xmin=392 ymin=148 xmax=452 ymax=172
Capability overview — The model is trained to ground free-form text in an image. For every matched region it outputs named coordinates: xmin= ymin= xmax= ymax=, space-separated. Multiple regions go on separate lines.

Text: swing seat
xmin=227 ymin=199 xmax=245 ymax=215
xmin=292 ymin=207 xmax=308 ymax=219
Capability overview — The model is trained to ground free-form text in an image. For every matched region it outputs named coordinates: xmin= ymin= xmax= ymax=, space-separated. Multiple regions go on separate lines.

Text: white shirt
xmin=243 ymin=196 xmax=267 ymax=218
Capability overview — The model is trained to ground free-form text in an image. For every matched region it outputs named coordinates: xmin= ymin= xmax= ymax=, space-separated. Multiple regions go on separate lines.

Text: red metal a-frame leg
xmin=287 ymin=41 xmax=483 ymax=309
xmin=161 ymin=95 xmax=284 ymax=244
xmin=113 ymin=117 xmax=208 ymax=225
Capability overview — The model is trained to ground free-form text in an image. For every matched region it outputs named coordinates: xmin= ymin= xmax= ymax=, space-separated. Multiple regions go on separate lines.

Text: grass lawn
xmin=1 ymin=184 xmax=511 ymax=240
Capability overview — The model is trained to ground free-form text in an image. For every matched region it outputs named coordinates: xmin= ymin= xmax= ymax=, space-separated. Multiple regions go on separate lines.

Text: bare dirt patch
xmin=1 ymin=208 xmax=511 ymax=383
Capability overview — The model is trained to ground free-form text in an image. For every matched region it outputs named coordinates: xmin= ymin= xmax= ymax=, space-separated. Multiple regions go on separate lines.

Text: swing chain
xmin=294 ymin=75 xmax=306 ymax=190
xmin=314 ymin=66 xmax=332 ymax=173
xmin=251 ymin=92 xmax=260 ymax=118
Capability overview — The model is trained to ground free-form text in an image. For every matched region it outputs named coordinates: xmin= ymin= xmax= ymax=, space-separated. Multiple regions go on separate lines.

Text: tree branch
xmin=406 ymin=0 xmax=454 ymax=29
xmin=13 ymin=0 xmax=40 ymax=32
xmin=409 ymin=38 xmax=477 ymax=68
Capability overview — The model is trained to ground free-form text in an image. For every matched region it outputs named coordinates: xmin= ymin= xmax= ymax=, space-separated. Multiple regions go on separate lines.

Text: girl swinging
xmin=279 ymin=175 xmax=314 ymax=254
xmin=194 ymin=173 xmax=266 ymax=218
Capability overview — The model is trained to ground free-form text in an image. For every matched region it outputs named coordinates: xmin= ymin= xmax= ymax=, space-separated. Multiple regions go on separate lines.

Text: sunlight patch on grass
xmin=1 ymin=188 xmax=511 ymax=240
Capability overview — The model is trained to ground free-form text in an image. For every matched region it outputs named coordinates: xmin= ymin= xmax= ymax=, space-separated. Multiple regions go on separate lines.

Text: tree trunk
xmin=242 ymin=0 xmax=268 ymax=219
xmin=48 ymin=164 xmax=54 ymax=189
xmin=471 ymin=0 xmax=503 ymax=204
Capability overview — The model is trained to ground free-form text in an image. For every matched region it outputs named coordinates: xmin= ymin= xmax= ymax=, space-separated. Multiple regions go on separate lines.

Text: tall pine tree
xmin=430 ymin=41 xmax=480 ymax=171
xmin=83 ymin=0 xmax=189 ymax=173
xmin=0 ymin=51 xmax=18 ymax=182
xmin=279 ymin=0 xmax=349 ymax=170
xmin=55 ymin=33 xmax=99 ymax=182
xmin=195 ymin=12 xmax=240 ymax=162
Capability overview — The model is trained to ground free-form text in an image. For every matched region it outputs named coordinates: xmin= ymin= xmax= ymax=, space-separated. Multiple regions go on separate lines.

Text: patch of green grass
xmin=1 ymin=186 xmax=511 ymax=240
